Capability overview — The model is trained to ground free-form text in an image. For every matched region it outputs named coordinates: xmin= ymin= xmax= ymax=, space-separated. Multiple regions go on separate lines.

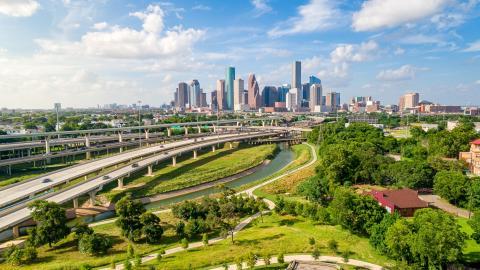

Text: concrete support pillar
xmin=172 ymin=156 xmax=177 ymax=167
xmin=7 ymin=165 xmax=11 ymax=176
xmin=167 ymin=128 xmax=172 ymax=137
xmin=262 ymin=120 xmax=265 ymax=127
xmin=270 ymin=120 xmax=274 ymax=126
xmin=184 ymin=127 xmax=188 ymax=135
xmin=236 ymin=121 xmax=240 ymax=126
xmin=213 ymin=125 xmax=217 ymax=133
xmin=118 ymin=132 xmax=123 ymax=143
xmin=84 ymin=175 xmax=88 ymax=181
xmin=147 ymin=165 xmax=153 ymax=176
xmin=73 ymin=198 xmax=79 ymax=208
xmin=145 ymin=130 xmax=150 ymax=140
xmin=45 ymin=136 xmax=51 ymax=155
xmin=88 ymin=191 xmax=96 ymax=206
xmin=197 ymin=126 xmax=201 ymax=133
xmin=229 ymin=142 xmax=233 ymax=149
xmin=12 ymin=226 xmax=20 ymax=238
xmin=117 ymin=178 xmax=124 ymax=189
xmin=193 ymin=150 xmax=197 ymax=159
xmin=212 ymin=145 xmax=216 ymax=152
xmin=85 ymin=135 xmax=91 ymax=160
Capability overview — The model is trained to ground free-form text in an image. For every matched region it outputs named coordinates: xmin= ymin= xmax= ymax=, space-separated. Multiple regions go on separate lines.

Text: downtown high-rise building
xmin=176 ymin=82 xmax=188 ymax=109
xmin=292 ymin=61 xmax=301 ymax=90
xmin=247 ymin=74 xmax=261 ymax=110
xmin=309 ymin=75 xmax=321 ymax=85
xmin=277 ymin=84 xmax=290 ymax=103
xmin=211 ymin=90 xmax=218 ymax=110
xmin=262 ymin=86 xmax=277 ymax=107
xmin=399 ymin=92 xmax=419 ymax=111
xmin=326 ymin=92 xmax=341 ymax=112
xmin=189 ymin=79 xmax=201 ymax=108
xmin=234 ymin=78 xmax=245 ymax=111
xmin=225 ymin=67 xmax=235 ymax=110
xmin=309 ymin=83 xmax=323 ymax=112
xmin=216 ymin=79 xmax=226 ymax=111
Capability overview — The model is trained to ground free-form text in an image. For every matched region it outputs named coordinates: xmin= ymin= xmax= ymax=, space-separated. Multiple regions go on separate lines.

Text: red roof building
xmin=368 ymin=188 xmax=428 ymax=217
xmin=460 ymin=139 xmax=480 ymax=176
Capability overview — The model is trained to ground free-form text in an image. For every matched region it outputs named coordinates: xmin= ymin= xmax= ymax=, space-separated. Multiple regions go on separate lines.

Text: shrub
xmin=78 ymin=233 xmax=112 ymax=256
xmin=327 ymin=239 xmax=338 ymax=252
xmin=181 ymin=238 xmax=189 ymax=249
xmin=277 ymin=252 xmax=285 ymax=263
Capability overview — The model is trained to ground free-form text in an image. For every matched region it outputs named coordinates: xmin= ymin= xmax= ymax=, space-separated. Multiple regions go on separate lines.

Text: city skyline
xmin=0 ymin=0 xmax=479 ymax=109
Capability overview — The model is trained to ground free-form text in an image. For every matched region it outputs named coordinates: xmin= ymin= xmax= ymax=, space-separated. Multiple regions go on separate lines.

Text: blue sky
xmin=0 ymin=0 xmax=479 ymax=108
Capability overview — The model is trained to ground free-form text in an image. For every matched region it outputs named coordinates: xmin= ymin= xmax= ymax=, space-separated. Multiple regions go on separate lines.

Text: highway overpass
xmin=0 ymin=130 xmax=281 ymax=234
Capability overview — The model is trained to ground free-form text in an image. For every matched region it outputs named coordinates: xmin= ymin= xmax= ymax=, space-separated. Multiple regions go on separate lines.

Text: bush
xmin=134 ymin=255 xmax=142 ymax=267
xmin=4 ymin=244 xmax=37 ymax=265
xmin=127 ymin=243 xmax=135 ymax=258
xmin=277 ymin=252 xmax=285 ymax=263
xmin=78 ymin=233 xmax=112 ymax=256
xmin=181 ymin=238 xmax=189 ymax=249
xmin=327 ymin=239 xmax=338 ymax=252
xmin=124 ymin=260 xmax=132 ymax=270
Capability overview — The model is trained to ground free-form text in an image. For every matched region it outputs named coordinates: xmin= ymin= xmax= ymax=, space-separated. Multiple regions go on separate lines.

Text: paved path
xmin=210 ymin=254 xmax=383 ymax=270
xmin=419 ymin=194 xmax=472 ymax=218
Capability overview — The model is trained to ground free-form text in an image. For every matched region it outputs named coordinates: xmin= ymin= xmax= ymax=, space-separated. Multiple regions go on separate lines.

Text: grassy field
xmin=0 ymin=211 xmax=193 ymax=270
xmin=144 ymin=213 xmax=394 ymax=270
xmin=253 ymin=144 xmax=318 ymax=202
xmin=102 ymin=143 xmax=277 ymax=202
xmin=456 ymin=217 xmax=480 ymax=264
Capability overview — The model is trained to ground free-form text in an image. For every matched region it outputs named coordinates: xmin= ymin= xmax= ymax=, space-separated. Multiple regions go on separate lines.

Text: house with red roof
xmin=459 ymin=139 xmax=480 ymax=176
xmin=368 ymin=188 xmax=428 ymax=217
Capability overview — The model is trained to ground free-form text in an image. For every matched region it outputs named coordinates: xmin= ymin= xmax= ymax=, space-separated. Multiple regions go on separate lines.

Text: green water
xmin=144 ymin=144 xmax=294 ymax=210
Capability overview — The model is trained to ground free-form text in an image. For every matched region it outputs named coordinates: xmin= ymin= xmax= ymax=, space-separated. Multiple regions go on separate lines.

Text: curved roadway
xmin=0 ymin=131 xmax=279 ymax=232
xmin=0 ymin=132 xmax=253 ymax=208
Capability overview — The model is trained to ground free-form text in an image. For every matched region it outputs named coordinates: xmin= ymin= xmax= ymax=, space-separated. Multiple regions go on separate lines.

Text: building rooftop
xmin=472 ymin=139 xmax=480 ymax=145
xmin=372 ymin=188 xmax=428 ymax=209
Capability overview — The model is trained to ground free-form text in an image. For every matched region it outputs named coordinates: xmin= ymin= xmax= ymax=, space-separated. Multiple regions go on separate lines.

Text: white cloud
xmin=0 ymin=0 xmax=39 ymax=17
xmin=36 ymin=5 xmax=205 ymax=59
xmin=352 ymin=0 xmax=448 ymax=31
xmin=399 ymin=34 xmax=443 ymax=44
xmin=475 ymin=80 xmax=480 ymax=85
xmin=130 ymin=4 xmax=164 ymax=34
xmin=376 ymin=65 xmax=427 ymax=81
xmin=192 ymin=4 xmax=211 ymax=11
xmin=330 ymin=40 xmax=379 ymax=64
xmin=251 ymin=0 xmax=272 ymax=16
xmin=431 ymin=13 xmax=465 ymax=30
xmin=92 ymin=22 xmax=108 ymax=30
xmin=268 ymin=0 xmax=341 ymax=37
xmin=463 ymin=40 xmax=480 ymax=52
xmin=394 ymin=47 xmax=405 ymax=55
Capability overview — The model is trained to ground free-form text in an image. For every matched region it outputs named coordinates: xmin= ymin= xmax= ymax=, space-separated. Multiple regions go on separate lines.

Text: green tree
xmin=369 ymin=213 xmax=399 ymax=254
xmin=410 ymin=209 xmax=466 ymax=269
xmin=469 ymin=211 xmax=480 ymax=243
xmin=277 ymin=252 xmax=285 ymax=263
xmin=308 ymin=237 xmax=316 ymax=246
xmin=140 ymin=212 xmax=163 ymax=244
xmin=433 ymin=170 xmax=467 ymax=205
xmin=263 ymin=253 xmax=271 ymax=265
xmin=127 ymin=243 xmax=135 ymax=258
xmin=78 ymin=233 xmax=112 ymax=256
xmin=115 ymin=194 xmax=146 ymax=241
xmin=28 ymin=200 xmax=70 ymax=247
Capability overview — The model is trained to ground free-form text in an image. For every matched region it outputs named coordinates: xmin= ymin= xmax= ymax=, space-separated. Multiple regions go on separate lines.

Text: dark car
xmin=41 ymin=178 xmax=52 ymax=183
xmin=102 ymin=175 xmax=110 ymax=180
xmin=132 ymin=163 xmax=139 ymax=168
xmin=164 ymin=152 xmax=169 ymax=155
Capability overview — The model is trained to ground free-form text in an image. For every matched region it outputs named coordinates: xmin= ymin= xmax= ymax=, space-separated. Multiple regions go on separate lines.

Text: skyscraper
xmin=309 ymin=75 xmax=321 ymax=85
xmin=177 ymin=82 xmax=188 ymax=109
xmin=292 ymin=61 xmax=301 ymax=90
xmin=302 ymin=83 xmax=310 ymax=108
xmin=399 ymin=92 xmax=419 ymax=111
xmin=326 ymin=92 xmax=340 ymax=112
xmin=234 ymin=78 xmax=244 ymax=111
xmin=216 ymin=80 xmax=226 ymax=111
xmin=248 ymin=74 xmax=261 ymax=110
xmin=211 ymin=90 xmax=218 ymax=110
xmin=277 ymin=85 xmax=290 ymax=103
xmin=189 ymin=79 xmax=201 ymax=108
xmin=262 ymin=86 xmax=277 ymax=107
xmin=309 ymin=84 xmax=323 ymax=112
xmin=225 ymin=66 xmax=235 ymax=110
